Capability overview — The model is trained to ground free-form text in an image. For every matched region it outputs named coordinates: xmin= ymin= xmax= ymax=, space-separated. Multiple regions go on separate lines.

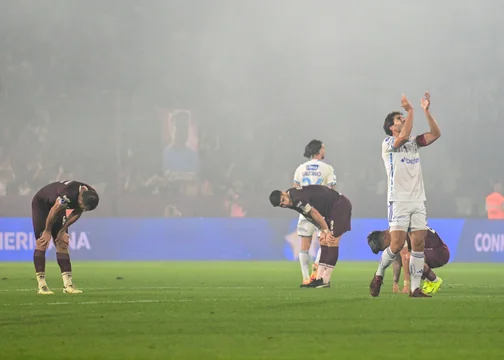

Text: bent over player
xmin=269 ymin=185 xmax=352 ymax=288
xmin=293 ymin=140 xmax=336 ymax=285
xmin=32 ymin=180 xmax=99 ymax=294
xmin=367 ymin=227 xmax=450 ymax=294
xmin=370 ymin=92 xmax=441 ymax=298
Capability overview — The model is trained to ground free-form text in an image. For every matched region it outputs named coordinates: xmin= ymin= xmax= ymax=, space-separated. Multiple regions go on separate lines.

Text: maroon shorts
xmin=425 ymin=245 xmax=450 ymax=269
xmin=327 ymin=195 xmax=352 ymax=238
xmin=31 ymin=197 xmax=66 ymax=239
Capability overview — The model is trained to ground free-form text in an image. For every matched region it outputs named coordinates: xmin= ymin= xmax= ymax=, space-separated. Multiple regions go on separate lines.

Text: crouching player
xmin=32 ymin=180 xmax=99 ymax=294
xmin=367 ymin=227 xmax=450 ymax=294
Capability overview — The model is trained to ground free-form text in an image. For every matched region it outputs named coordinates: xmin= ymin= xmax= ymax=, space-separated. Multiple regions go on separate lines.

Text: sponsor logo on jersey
xmin=401 ymin=157 xmax=420 ymax=165
xmin=306 ymin=164 xmax=319 ymax=171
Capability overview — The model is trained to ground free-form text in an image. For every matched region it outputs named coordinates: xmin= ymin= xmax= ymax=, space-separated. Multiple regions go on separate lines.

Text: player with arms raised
xmin=293 ymin=140 xmax=337 ymax=286
xmin=32 ymin=180 xmax=99 ymax=295
xmin=370 ymin=92 xmax=441 ymax=297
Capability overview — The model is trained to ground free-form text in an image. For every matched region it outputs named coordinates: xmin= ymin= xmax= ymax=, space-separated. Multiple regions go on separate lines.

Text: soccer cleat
xmin=310 ymin=263 xmax=318 ymax=282
xmin=422 ymin=280 xmax=431 ymax=293
xmin=300 ymin=279 xmax=312 ymax=288
xmin=37 ymin=286 xmax=54 ymax=295
xmin=316 ymin=281 xmax=330 ymax=289
xmin=409 ymin=288 xmax=431 ymax=297
xmin=369 ymin=275 xmax=383 ymax=297
xmin=425 ymin=278 xmax=444 ymax=294
xmin=63 ymin=285 xmax=83 ymax=294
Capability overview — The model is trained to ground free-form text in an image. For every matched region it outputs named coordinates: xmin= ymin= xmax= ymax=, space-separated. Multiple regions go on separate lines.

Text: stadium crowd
xmin=0 ymin=2 xmax=502 ymax=218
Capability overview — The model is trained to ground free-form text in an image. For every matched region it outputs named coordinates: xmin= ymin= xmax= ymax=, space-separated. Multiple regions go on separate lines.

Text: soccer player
xmin=292 ymin=140 xmax=337 ymax=285
xmin=370 ymin=92 xmax=441 ymax=298
xmin=269 ymin=185 xmax=352 ymax=288
xmin=367 ymin=227 xmax=450 ymax=294
xmin=32 ymin=180 xmax=99 ymax=294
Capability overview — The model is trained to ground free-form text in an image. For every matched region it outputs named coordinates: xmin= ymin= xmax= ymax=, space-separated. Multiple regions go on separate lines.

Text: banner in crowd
xmin=0 ymin=218 xmax=502 ymax=262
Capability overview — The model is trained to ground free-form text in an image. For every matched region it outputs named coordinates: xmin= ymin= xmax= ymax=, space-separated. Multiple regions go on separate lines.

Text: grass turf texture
xmin=0 ymin=261 xmax=503 ymax=360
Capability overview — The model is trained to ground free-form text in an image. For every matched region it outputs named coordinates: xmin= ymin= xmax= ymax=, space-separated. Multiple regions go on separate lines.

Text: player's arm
xmin=326 ymin=165 xmax=337 ymax=190
xmin=417 ymin=92 xmax=441 ymax=147
xmin=307 ymin=207 xmax=330 ymax=232
xmin=44 ymin=200 xmax=67 ymax=232
xmin=59 ymin=209 xmax=83 ymax=234
xmin=392 ymin=94 xmax=414 ymax=149
xmin=392 ymin=256 xmax=402 ymax=284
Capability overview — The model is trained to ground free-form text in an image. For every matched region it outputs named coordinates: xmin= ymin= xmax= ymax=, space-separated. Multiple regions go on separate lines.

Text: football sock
xmin=299 ymin=250 xmax=310 ymax=281
xmin=376 ymin=247 xmax=396 ymax=277
xmin=410 ymin=251 xmax=425 ymax=291
xmin=33 ymin=249 xmax=46 ymax=273
xmin=314 ymin=247 xmax=321 ymax=264
xmin=56 ymin=252 xmax=72 ymax=273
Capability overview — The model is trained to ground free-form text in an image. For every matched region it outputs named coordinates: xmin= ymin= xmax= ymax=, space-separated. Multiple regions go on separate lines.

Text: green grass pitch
xmin=1 ymin=261 xmax=504 ymax=360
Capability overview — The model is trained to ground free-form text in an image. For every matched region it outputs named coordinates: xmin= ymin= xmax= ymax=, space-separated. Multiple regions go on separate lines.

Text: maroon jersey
xmin=406 ymin=228 xmax=446 ymax=251
xmin=287 ymin=185 xmax=341 ymax=225
xmin=34 ymin=180 xmax=95 ymax=210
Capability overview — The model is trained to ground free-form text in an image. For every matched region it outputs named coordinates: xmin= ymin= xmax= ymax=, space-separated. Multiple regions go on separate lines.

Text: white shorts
xmin=387 ymin=201 xmax=428 ymax=232
xmin=297 ymin=215 xmax=320 ymax=237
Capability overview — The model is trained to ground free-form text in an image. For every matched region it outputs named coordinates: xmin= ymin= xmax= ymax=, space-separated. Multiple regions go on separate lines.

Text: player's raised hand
xmin=421 ymin=91 xmax=431 ymax=111
xmin=401 ymin=94 xmax=413 ymax=111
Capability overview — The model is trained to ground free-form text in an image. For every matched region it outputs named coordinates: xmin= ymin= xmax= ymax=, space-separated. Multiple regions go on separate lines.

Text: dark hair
xmin=367 ymin=230 xmax=384 ymax=254
xmin=383 ymin=112 xmax=401 ymax=136
xmin=269 ymin=190 xmax=282 ymax=207
xmin=303 ymin=140 xmax=323 ymax=158
xmin=82 ymin=190 xmax=99 ymax=211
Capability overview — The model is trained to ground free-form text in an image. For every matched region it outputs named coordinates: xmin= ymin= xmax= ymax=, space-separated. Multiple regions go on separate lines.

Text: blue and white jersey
xmin=382 ymin=136 xmax=426 ymax=202
xmin=293 ymin=159 xmax=336 ymax=188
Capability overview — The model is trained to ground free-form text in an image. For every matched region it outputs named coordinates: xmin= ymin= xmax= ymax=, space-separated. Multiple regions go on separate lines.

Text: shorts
xmin=327 ymin=195 xmax=352 ymax=238
xmin=387 ymin=201 xmax=428 ymax=232
xmin=31 ymin=197 xmax=67 ymax=240
xmin=425 ymin=245 xmax=450 ymax=269
xmin=297 ymin=215 xmax=319 ymax=237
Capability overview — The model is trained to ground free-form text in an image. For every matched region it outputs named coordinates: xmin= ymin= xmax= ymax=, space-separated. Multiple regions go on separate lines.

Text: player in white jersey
xmin=370 ymin=92 xmax=441 ymax=298
xmin=292 ymin=140 xmax=337 ymax=286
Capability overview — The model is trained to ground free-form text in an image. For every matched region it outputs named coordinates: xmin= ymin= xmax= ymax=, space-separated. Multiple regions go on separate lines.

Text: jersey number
xmin=302 ymin=177 xmax=323 ymax=186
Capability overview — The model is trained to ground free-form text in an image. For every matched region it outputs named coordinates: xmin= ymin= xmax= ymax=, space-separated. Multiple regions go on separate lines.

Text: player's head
xmin=303 ymin=140 xmax=325 ymax=160
xmin=383 ymin=111 xmax=405 ymax=136
xmin=367 ymin=229 xmax=390 ymax=254
xmin=79 ymin=190 xmax=99 ymax=212
xmin=269 ymin=190 xmax=292 ymax=208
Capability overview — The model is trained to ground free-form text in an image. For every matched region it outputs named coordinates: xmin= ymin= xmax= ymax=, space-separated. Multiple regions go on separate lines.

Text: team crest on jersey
xmin=58 ymin=195 xmax=71 ymax=205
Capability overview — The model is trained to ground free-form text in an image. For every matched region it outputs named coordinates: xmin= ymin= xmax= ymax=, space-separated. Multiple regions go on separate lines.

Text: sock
xmin=423 ymin=267 xmax=438 ymax=282
xmin=322 ymin=265 xmax=334 ymax=284
xmin=33 ymin=249 xmax=46 ymax=273
xmin=36 ymin=272 xmax=47 ymax=288
xmin=409 ymin=251 xmax=425 ymax=291
xmin=376 ymin=247 xmax=396 ymax=277
xmin=61 ymin=272 xmax=73 ymax=288
xmin=314 ymin=247 xmax=322 ymax=264
xmin=320 ymin=247 xmax=339 ymax=283
xmin=57 ymin=252 xmax=72 ymax=273
xmin=299 ymin=250 xmax=310 ymax=280
xmin=316 ymin=246 xmax=329 ymax=279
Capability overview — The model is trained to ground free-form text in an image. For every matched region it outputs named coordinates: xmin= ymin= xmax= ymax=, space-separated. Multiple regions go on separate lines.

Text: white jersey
xmin=382 ymin=136 xmax=426 ymax=202
xmin=293 ymin=159 xmax=336 ymax=187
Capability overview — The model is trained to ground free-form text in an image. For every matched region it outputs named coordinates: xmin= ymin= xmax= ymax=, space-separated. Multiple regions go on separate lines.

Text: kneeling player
xmin=367 ymin=227 xmax=450 ymax=294
xmin=32 ymin=180 xmax=99 ymax=294
xmin=270 ymin=185 xmax=352 ymax=288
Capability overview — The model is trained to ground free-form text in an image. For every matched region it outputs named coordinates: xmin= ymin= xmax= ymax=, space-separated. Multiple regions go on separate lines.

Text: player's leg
xmin=315 ymin=195 xmax=352 ymax=288
xmin=370 ymin=202 xmax=408 ymax=297
xmin=310 ymin=234 xmax=321 ymax=281
xmin=297 ymin=217 xmax=315 ymax=286
xmin=32 ymin=200 xmax=53 ymax=294
xmin=423 ymin=247 xmax=449 ymax=294
xmin=52 ymin=216 xmax=82 ymax=294
xmin=408 ymin=202 xmax=430 ymax=297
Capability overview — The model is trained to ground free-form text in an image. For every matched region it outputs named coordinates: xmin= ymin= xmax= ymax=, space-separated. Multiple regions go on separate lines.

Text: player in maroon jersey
xmin=32 ymin=180 xmax=99 ymax=294
xmin=367 ymin=227 xmax=449 ymax=294
xmin=269 ymin=185 xmax=352 ymax=288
